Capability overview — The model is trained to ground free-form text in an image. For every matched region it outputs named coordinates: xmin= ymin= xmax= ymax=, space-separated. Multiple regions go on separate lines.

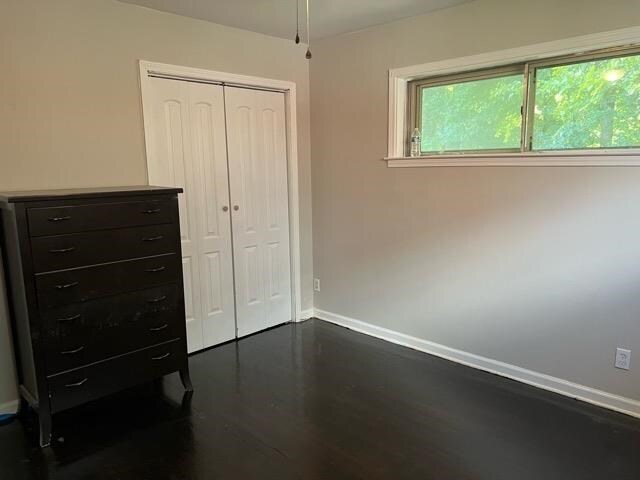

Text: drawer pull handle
xmin=149 ymin=323 xmax=169 ymax=332
xmin=64 ymin=378 xmax=88 ymax=388
xmin=142 ymin=235 xmax=164 ymax=242
xmin=145 ymin=266 xmax=166 ymax=273
xmin=48 ymin=216 xmax=71 ymax=222
xmin=56 ymin=313 xmax=82 ymax=322
xmin=49 ymin=247 xmax=75 ymax=253
xmin=55 ymin=282 xmax=79 ymax=290
xmin=61 ymin=345 xmax=85 ymax=355
xmin=152 ymin=352 xmax=171 ymax=361
xmin=142 ymin=208 xmax=161 ymax=214
xmin=148 ymin=295 xmax=167 ymax=303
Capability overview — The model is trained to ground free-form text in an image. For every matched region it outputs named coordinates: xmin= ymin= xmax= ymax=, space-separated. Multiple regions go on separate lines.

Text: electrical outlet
xmin=313 ymin=278 xmax=321 ymax=292
xmin=615 ymin=348 xmax=631 ymax=370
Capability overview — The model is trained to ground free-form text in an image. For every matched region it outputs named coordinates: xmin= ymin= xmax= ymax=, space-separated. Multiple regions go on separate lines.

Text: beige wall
xmin=311 ymin=0 xmax=640 ymax=401
xmin=0 ymin=0 xmax=313 ymax=408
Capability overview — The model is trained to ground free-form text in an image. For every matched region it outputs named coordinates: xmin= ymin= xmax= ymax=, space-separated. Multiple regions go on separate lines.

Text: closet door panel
xmin=188 ymin=82 xmax=237 ymax=347
xmin=260 ymin=105 xmax=293 ymax=326
xmin=145 ymin=77 xmax=204 ymax=352
xmin=225 ymin=87 xmax=292 ymax=337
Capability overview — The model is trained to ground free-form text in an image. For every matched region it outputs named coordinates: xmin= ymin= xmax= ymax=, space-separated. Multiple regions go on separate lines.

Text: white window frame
xmin=387 ymin=26 xmax=640 ymax=167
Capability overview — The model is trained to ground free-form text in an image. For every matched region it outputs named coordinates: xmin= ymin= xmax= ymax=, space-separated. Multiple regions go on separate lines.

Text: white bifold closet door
xmin=143 ymin=77 xmax=292 ymax=352
xmin=144 ymin=78 xmax=236 ymax=352
xmin=224 ymin=87 xmax=292 ymax=338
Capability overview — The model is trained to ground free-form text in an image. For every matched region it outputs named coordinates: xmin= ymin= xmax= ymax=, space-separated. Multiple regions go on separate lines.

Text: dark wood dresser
xmin=0 ymin=186 xmax=192 ymax=447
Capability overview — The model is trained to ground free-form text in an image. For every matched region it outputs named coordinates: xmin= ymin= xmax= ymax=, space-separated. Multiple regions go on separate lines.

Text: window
xmin=531 ymin=52 xmax=640 ymax=150
xmin=408 ymin=46 xmax=640 ymax=156
xmin=411 ymin=66 xmax=525 ymax=154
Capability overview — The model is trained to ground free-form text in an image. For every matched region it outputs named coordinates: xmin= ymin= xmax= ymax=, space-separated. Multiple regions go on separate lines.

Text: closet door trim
xmin=139 ymin=60 xmax=305 ymax=323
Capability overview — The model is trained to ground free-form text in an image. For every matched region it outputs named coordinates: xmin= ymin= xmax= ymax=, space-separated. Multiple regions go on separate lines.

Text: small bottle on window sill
xmin=410 ymin=128 xmax=421 ymax=157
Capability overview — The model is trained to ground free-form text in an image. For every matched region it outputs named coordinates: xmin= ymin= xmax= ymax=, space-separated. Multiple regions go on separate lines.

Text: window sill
xmin=384 ymin=150 xmax=640 ymax=167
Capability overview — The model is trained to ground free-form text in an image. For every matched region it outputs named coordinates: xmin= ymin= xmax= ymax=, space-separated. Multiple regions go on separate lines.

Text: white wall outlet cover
xmin=313 ymin=278 xmax=321 ymax=292
xmin=615 ymin=348 xmax=631 ymax=370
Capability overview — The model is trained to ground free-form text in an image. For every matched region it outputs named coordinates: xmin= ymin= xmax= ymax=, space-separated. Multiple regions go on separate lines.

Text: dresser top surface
xmin=0 ymin=185 xmax=183 ymax=203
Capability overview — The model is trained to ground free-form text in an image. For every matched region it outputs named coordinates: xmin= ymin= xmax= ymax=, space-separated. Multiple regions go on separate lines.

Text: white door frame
xmin=138 ymin=60 xmax=304 ymax=323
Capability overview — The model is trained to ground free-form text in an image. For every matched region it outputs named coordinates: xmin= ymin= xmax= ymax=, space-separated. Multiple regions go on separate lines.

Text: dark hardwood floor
xmin=1 ymin=319 xmax=640 ymax=479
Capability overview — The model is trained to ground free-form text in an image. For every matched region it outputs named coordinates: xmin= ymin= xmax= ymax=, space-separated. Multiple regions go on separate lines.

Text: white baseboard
xmin=314 ymin=308 xmax=640 ymax=419
xmin=297 ymin=308 xmax=315 ymax=322
xmin=0 ymin=399 xmax=19 ymax=415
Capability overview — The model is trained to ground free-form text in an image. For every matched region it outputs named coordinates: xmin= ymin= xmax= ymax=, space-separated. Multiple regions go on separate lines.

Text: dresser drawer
xmin=36 ymin=254 xmax=179 ymax=307
xmin=31 ymin=224 xmax=179 ymax=273
xmin=27 ymin=197 xmax=178 ymax=236
xmin=47 ymin=339 xmax=186 ymax=413
xmin=42 ymin=285 xmax=183 ymax=374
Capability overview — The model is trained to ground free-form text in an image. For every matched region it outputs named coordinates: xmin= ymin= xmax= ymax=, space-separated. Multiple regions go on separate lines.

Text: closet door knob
xmin=233 ymin=205 xmax=239 ymax=211
xmin=222 ymin=206 xmax=229 ymax=212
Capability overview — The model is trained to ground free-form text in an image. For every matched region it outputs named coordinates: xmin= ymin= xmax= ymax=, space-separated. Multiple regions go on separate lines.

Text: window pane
xmin=532 ymin=53 xmax=640 ymax=150
xmin=420 ymin=74 xmax=523 ymax=152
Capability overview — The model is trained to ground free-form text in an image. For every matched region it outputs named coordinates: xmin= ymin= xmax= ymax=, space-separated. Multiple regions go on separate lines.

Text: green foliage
xmin=419 ymin=54 xmax=640 ymax=153
xmin=534 ymin=56 xmax=640 ymax=150
xmin=420 ymin=74 xmax=522 ymax=152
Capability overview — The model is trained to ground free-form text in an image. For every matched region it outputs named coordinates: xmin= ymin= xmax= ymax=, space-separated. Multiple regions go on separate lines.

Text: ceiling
xmin=119 ymin=0 xmax=473 ymax=40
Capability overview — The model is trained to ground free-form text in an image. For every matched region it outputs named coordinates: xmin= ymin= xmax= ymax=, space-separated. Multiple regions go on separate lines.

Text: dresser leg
xmin=39 ymin=411 xmax=52 ymax=448
xmin=18 ymin=396 xmax=30 ymax=417
xmin=181 ymin=390 xmax=194 ymax=412
xmin=179 ymin=367 xmax=193 ymax=392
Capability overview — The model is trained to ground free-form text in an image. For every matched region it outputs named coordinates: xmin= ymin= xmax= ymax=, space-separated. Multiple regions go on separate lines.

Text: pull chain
xmin=305 ymin=0 xmax=312 ymax=59
xmin=295 ymin=0 xmax=300 ymax=44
